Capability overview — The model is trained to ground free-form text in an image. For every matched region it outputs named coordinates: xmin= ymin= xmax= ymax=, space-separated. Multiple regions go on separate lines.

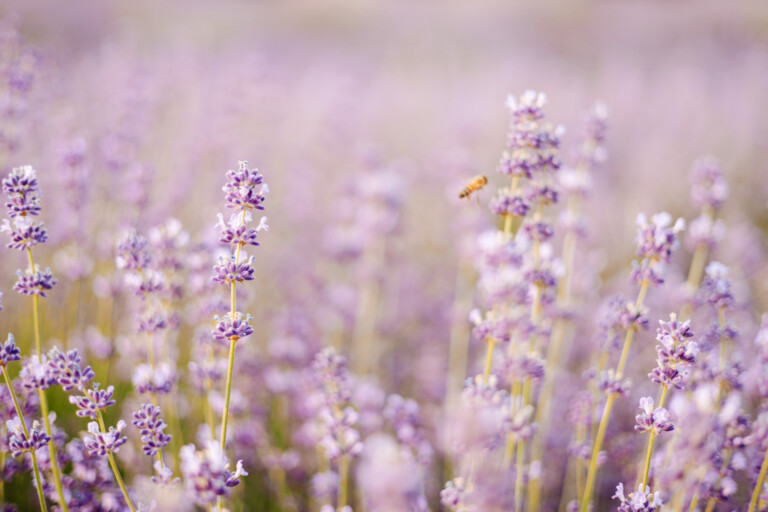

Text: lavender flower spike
xmin=83 ymin=419 xmax=129 ymax=457
xmin=0 ymin=333 xmax=21 ymax=366
xmin=6 ymin=416 xmax=51 ymax=457
xmin=133 ymin=403 xmax=172 ymax=456
xmin=613 ymin=482 xmax=663 ymax=511
xmin=634 ymin=397 xmax=674 ymax=434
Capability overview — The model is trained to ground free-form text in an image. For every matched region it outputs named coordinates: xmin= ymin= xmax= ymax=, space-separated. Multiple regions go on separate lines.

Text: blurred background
xmin=0 ymin=0 xmax=767 ymax=510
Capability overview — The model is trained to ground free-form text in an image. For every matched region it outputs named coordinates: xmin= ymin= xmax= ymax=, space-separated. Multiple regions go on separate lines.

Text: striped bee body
xmin=458 ymin=175 xmax=488 ymax=199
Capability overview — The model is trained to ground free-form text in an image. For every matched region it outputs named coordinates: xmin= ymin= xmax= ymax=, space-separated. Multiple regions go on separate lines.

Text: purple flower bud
xmin=223 ymin=161 xmax=267 ymax=213
xmin=115 ymin=230 xmax=151 ymax=271
xmin=0 ymin=334 xmax=21 ymax=367
xmin=1 ymin=217 xmax=47 ymax=250
xmin=13 ymin=266 xmax=57 ymax=297
xmin=69 ymin=384 xmax=116 ymax=419
xmin=180 ymin=441 xmax=248 ymax=505
xmin=523 ymin=221 xmax=555 ymax=243
xmin=613 ymin=482 xmax=663 ymax=511
xmin=701 ymin=262 xmax=734 ymax=311
xmin=597 ymin=370 xmax=631 ymax=396
xmin=3 ymin=165 xmax=41 ymax=218
xmin=690 ymin=157 xmax=728 ymax=211
xmin=489 ymin=189 xmax=530 ymax=217
xmin=212 ymin=312 xmax=254 ymax=343
xmin=6 ymin=416 xmax=50 ymax=457
xmin=47 ymin=348 xmax=95 ymax=391
xmin=83 ymin=420 xmax=128 ymax=456
xmin=634 ymin=212 xmax=685 ymax=265
xmin=132 ymin=403 xmax=172 ymax=456
xmin=211 ymin=255 xmax=255 ymax=286
xmin=2 ymin=165 xmax=39 ymax=196
xmin=634 ymin=397 xmax=674 ymax=434
xmin=19 ymin=355 xmax=56 ymax=390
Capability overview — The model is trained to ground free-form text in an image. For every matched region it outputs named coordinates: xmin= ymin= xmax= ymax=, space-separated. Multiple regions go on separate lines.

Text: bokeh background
xmin=0 ymin=0 xmax=767 ymax=510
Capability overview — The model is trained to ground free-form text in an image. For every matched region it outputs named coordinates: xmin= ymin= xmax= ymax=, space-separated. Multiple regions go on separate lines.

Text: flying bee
xmin=458 ymin=175 xmax=488 ymax=201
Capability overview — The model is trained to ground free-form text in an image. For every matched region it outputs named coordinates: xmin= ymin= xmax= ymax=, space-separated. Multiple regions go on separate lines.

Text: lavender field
xmin=0 ymin=1 xmax=767 ymax=511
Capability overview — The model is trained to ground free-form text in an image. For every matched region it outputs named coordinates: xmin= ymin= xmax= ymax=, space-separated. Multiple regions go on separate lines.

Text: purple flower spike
xmin=613 ymin=482 xmax=663 ymax=511
xmin=132 ymin=403 xmax=172 ymax=456
xmin=83 ymin=420 xmax=128 ymax=457
xmin=13 ymin=266 xmax=57 ymax=297
xmin=634 ymin=397 xmax=674 ymax=434
xmin=212 ymin=312 xmax=254 ymax=343
xmin=211 ymin=255 xmax=255 ymax=286
xmin=20 ymin=355 xmax=56 ymax=390
xmin=3 ymin=165 xmax=41 ymax=218
xmin=223 ymin=161 xmax=268 ymax=213
xmin=633 ymin=212 xmax=685 ymax=284
xmin=690 ymin=157 xmax=728 ymax=212
xmin=597 ymin=370 xmax=631 ymax=396
xmin=180 ymin=441 xmax=248 ymax=505
xmin=69 ymin=384 xmax=116 ymax=419
xmin=6 ymin=416 xmax=51 ymax=457
xmin=490 ymin=189 xmax=530 ymax=217
xmin=701 ymin=262 xmax=735 ymax=311
xmin=649 ymin=314 xmax=697 ymax=390
xmin=47 ymin=347 xmax=95 ymax=391
xmin=115 ymin=230 xmax=151 ymax=271
xmin=1 ymin=217 xmax=47 ymax=250
xmin=2 ymin=165 xmax=39 ymax=196
xmin=0 ymin=334 xmax=21 ymax=366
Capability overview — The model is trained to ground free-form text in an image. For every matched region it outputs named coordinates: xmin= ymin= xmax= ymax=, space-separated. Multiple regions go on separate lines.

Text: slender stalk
xmin=640 ymin=386 xmax=668 ymax=489
xmin=704 ymin=450 xmax=733 ymax=512
xmin=688 ymin=494 xmax=699 ymax=512
xmin=219 ymin=208 xmax=248 ymax=455
xmin=338 ymin=455 xmax=349 ymax=511
xmin=580 ymin=394 xmax=616 ymax=512
xmin=3 ymin=366 xmax=48 ymax=511
xmin=515 ymin=433 xmax=525 ymax=512
xmin=81 ymin=398 xmax=137 ymax=511
xmin=580 ymin=279 xmax=649 ymax=512
xmin=106 ymin=452 xmax=136 ymax=512
xmin=26 ymin=248 xmax=69 ymax=512
xmin=220 ymin=338 xmax=237 ymax=450
xmin=483 ymin=338 xmax=496 ymax=385
xmin=749 ymin=445 xmax=768 ymax=512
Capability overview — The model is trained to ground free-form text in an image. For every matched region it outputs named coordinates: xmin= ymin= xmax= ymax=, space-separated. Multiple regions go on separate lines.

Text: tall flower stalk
xmin=638 ymin=314 xmax=697 ymax=489
xmin=212 ymin=161 xmax=268 ymax=504
xmin=682 ymin=158 xmax=727 ymax=309
xmin=528 ymin=101 xmax=607 ymax=512
xmin=579 ymin=212 xmax=684 ymax=512
xmin=1 ymin=334 xmax=48 ymax=511
xmin=48 ymin=346 xmax=137 ymax=511
xmin=2 ymin=165 xmax=69 ymax=511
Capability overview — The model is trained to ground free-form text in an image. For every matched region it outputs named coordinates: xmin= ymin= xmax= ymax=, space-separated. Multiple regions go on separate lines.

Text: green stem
xmin=3 ymin=366 xmax=48 ymax=511
xmin=515 ymin=434 xmax=525 ymax=512
xmin=26 ymin=248 xmax=69 ymax=512
xmin=338 ymin=455 xmax=349 ymax=510
xmin=96 ymin=411 xmax=137 ymax=512
xmin=749 ymin=444 xmax=768 ymax=512
xmin=641 ymin=386 xmax=668 ymax=489
xmin=220 ymin=338 xmax=237 ymax=452
xmin=483 ymin=338 xmax=495 ymax=385
xmin=580 ymin=394 xmax=616 ymax=512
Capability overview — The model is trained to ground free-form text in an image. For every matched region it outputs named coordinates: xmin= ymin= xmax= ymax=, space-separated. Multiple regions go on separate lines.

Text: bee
xmin=458 ymin=175 xmax=488 ymax=200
